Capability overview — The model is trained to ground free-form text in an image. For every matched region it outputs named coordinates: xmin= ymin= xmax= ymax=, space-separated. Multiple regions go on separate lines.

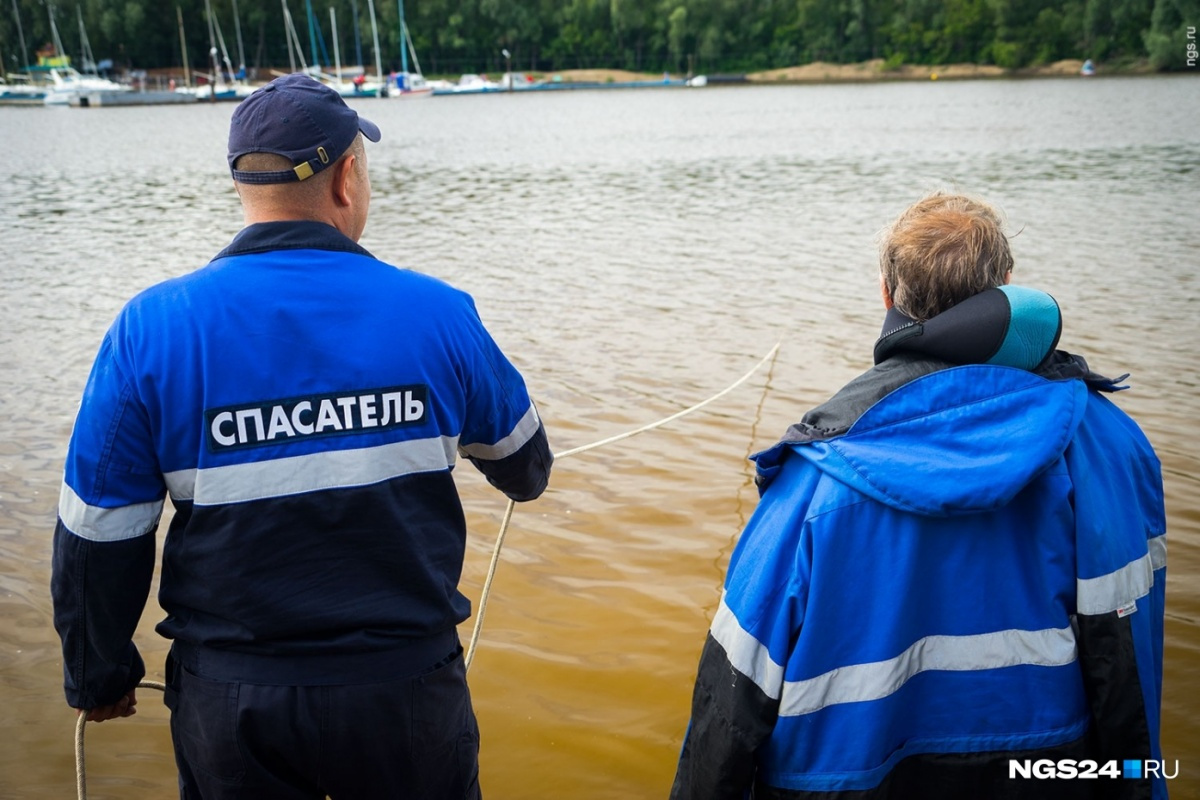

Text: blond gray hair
xmin=879 ymin=193 xmax=1014 ymax=322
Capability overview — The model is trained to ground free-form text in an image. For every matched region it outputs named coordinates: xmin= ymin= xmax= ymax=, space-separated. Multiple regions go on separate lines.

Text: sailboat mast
xmin=47 ymin=4 xmax=67 ymax=67
xmin=350 ymin=0 xmax=363 ymax=70
xmin=397 ymin=0 xmax=407 ymax=75
xmin=282 ymin=1 xmax=308 ymax=72
xmin=203 ymin=0 xmax=222 ymax=91
xmin=330 ymin=8 xmax=341 ymax=83
xmin=76 ymin=6 xmax=85 ymax=70
xmin=404 ymin=18 xmax=422 ymax=75
xmin=49 ymin=5 xmax=59 ymax=55
xmin=305 ymin=0 xmax=318 ymax=69
xmin=10 ymin=0 xmax=30 ymax=69
xmin=213 ymin=11 xmax=236 ymax=78
xmin=281 ymin=0 xmax=295 ymax=72
xmin=366 ymin=0 xmax=383 ymax=87
xmin=176 ymin=5 xmax=192 ymax=87
xmin=76 ymin=6 xmax=96 ymax=73
xmin=231 ymin=0 xmax=246 ymax=74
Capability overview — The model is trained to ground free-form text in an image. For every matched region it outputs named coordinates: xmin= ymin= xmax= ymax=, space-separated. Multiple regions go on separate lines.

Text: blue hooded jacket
xmin=672 ymin=287 xmax=1166 ymax=800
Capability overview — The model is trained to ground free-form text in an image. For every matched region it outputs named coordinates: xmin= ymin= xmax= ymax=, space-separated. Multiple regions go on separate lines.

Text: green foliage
xmin=1144 ymin=0 xmax=1200 ymax=69
xmin=0 ymin=0 xmax=1187 ymax=77
xmin=988 ymin=39 xmax=1023 ymax=67
xmin=666 ymin=4 xmax=687 ymax=67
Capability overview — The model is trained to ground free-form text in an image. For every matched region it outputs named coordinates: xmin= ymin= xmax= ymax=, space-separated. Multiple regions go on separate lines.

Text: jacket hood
xmin=759 ymin=366 xmax=1089 ymax=517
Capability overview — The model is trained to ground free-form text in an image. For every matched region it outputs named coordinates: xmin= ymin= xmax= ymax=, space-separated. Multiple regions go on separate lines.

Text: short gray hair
xmin=234 ymin=135 xmax=366 ymax=209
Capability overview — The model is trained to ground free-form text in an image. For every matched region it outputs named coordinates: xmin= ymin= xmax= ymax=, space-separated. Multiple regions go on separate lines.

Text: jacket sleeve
xmin=455 ymin=301 xmax=552 ymax=502
xmin=51 ymin=333 xmax=163 ymax=710
xmin=1067 ymin=392 xmax=1167 ymax=800
xmin=671 ymin=451 xmax=817 ymax=800
xmin=461 ymin=403 xmax=552 ymax=502
xmin=670 ymin=624 xmax=782 ymax=800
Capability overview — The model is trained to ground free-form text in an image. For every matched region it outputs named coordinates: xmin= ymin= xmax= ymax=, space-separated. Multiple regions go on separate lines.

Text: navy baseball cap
xmin=228 ymin=73 xmax=381 ymax=184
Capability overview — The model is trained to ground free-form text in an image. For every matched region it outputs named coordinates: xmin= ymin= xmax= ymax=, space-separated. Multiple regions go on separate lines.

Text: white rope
xmin=463 ymin=498 xmax=517 ymax=671
xmin=74 ymin=343 xmax=782 ymax=793
xmin=75 ymin=680 xmax=166 ymax=800
xmin=555 ymin=343 xmax=782 ymax=459
xmin=463 ymin=342 xmax=781 ymax=670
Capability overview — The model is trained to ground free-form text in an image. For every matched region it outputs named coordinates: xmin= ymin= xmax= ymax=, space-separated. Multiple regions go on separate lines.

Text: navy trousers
xmin=163 ymin=647 xmax=481 ymax=800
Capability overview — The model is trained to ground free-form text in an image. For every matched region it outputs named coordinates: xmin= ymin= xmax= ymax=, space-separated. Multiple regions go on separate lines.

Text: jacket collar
xmin=757 ymin=287 xmax=1124 ymax=490
xmin=874 ymin=285 xmax=1061 ymax=370
xmin=213 ymin=220 xmax=374 ymax=261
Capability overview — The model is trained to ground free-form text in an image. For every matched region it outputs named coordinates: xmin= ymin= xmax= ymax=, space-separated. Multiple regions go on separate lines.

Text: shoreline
xmin=99 ymin=59 xmax=1180 ymax=97
xmin=745 ymin=58 xmax=1154 ymax=83
xmin=539 ymin=59 xmax=1164 ymax=87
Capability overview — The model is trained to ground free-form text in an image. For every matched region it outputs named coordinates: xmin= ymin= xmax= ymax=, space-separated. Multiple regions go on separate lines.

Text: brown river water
xmin=1 ymin=75 xmax=1198 ymax=798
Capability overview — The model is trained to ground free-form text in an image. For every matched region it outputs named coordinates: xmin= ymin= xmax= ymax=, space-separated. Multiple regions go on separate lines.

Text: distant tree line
xmin=2 ymin=0 xmax=1197 ymax=79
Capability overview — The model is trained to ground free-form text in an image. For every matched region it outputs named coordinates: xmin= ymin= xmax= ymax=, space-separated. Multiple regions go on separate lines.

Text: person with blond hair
xmin=51 ymin=74 xmax=551 ymax=799
xmin=671 ymin=192 xmax=1166 ymax=799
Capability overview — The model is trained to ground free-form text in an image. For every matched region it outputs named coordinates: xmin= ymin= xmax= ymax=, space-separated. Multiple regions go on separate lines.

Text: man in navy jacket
xmin=52 ymin=74 xmax=552 ymax=799
xmin=671 ymin=193 xmax=1166 ymax=799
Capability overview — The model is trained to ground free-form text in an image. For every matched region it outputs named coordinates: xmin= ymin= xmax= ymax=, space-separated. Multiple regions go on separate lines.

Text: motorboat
xmin=0 ymin=75 xmax=47 ymax=105
xmin=43 ymin=67 xmax=130 ymax=106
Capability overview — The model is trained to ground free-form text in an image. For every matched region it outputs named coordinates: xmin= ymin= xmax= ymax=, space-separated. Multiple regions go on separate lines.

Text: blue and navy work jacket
xmin=52 ymin=221 xmax=552 ymax=708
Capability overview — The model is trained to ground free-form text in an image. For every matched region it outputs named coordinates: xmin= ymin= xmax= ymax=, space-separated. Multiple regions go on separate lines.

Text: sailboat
xmin=391 ymin=0 xmax=430 ymax=98
xmin=187 ymin=0 xmax=253 ymax=101
xmin=41 ymin=5 xmax=129 ymax=105
xmin=1 ymin=0 xmax=48 ymax=104
xmin=32 ymin=2 xmax=196 ymax=106
xmin=281 ymin=0 xmax=382 ymax=97
xmin=327 ymin=7 xmax=379 ymax=97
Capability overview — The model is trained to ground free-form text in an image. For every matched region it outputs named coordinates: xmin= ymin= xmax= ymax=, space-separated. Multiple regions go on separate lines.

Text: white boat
xmin=0 ymin=76 xmax=47 ymax=105
xmin=1 ymin=3 xmax=44 ymax=104
xmin=390 ymin=1 xmax=432 ymax=98
xmin=442 ymin=73 xmax=503 ymax=94
xmin=69 ymin=84 xmax=197 ymax=107
xmin=183 ymin=82 xmax=255 ymax=102
xmin=393 ymin=71 xmax=432 ymax=99
xmin=43 ymin=67 xmax=129 ymax=106
xmin=39 ymin=6 xmax=130 ymax=106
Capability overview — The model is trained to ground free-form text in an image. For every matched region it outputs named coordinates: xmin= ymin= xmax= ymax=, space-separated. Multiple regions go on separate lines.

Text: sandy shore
xmin=544 ymin=59 xmax=1157 ymax=85
xmin=750 ymin=58 xmax=1098 ymax=82
xmin=538 ymin=68 xmax=678 ymax=83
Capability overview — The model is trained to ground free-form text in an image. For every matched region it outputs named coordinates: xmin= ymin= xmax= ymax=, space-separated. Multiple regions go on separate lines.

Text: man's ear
xmin=880 ymin=274 xmax=894 ymax=310
xmin=331 ymin=154 xmax=356 ymax=207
